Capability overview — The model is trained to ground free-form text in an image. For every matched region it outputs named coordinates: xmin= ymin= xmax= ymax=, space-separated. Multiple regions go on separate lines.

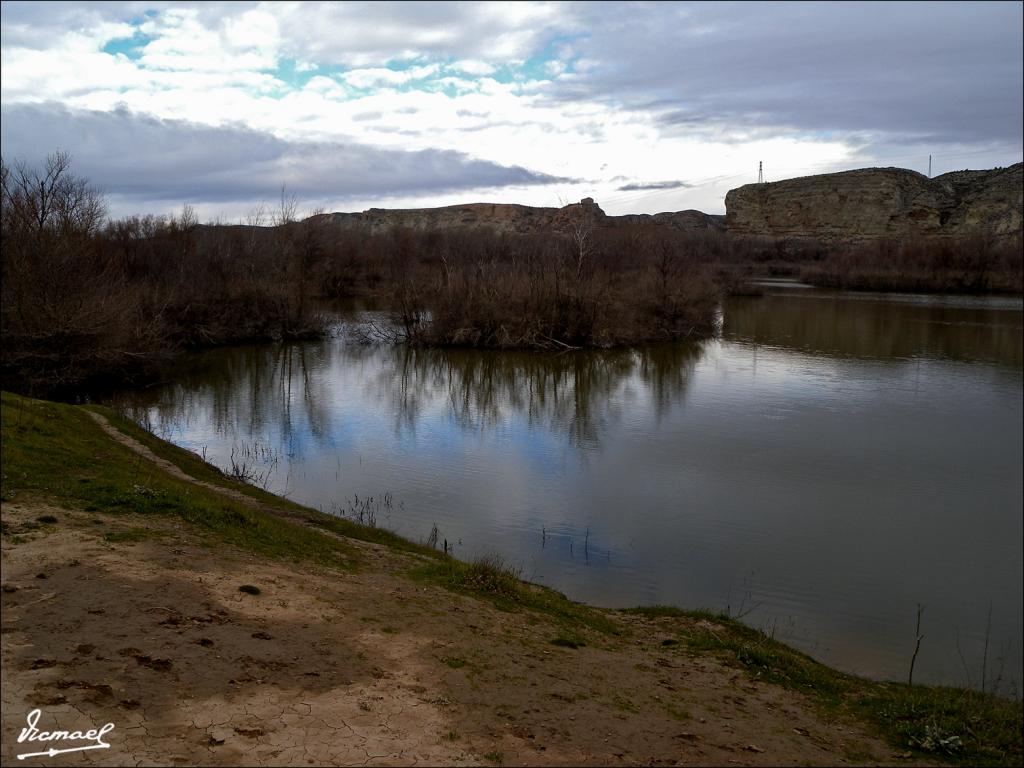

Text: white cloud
xmin=270 ymin=1 xmax=569 ymax=66
xmin=137 ymin=7 xmax=279 ymax=72
xmin=448 ymin=59 xmax=496 ymax=76
xmin=339 ymin=63 xmax=441 ymax=89
xmin=1 ymin=1 xmax=1019 ymax=217
xmin=432 ymin=76 xmax=483 ymax=94
xmin=544 ymin=60 xmax=566 ymax=77
xmin=223 ymin=8 xmax=279 ymax=52
xmin=303 ymin=75 xmax=348 ymax=98
xmin=1 ymin=26 xmax=149 ymax=102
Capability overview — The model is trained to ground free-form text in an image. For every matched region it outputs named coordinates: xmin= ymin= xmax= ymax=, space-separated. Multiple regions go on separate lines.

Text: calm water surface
xmin=114 ymin=286 xmax=1024 ymax=693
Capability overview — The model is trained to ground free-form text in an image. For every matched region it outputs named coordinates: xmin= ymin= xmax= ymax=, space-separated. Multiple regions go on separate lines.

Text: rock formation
xmin=724 ymin=163 xmax=1022 ymax=241
xmin=305 ymin=163 xmax=1019 ymax=243
xmin=310 ymin=198 xmax=724 ymax=235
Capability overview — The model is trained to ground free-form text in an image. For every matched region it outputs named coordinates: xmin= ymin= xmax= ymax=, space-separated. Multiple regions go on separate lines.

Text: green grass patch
xmin=853 ymin=685 xmax=1023 ymax=767
xmin=1 ymin=392 xmax=356 ymax=570
xmin=91 ymin=405 xmax=441 ymax=558
xmin=409 ymin=555 xmax=620 ymax=636
xmin=624 ymin=605 xmax=1023 ymax=766
xmin=622 ymin=604 xmax=727 ymax=621
xmin=303 ymin=513 xmax=440 ymax=557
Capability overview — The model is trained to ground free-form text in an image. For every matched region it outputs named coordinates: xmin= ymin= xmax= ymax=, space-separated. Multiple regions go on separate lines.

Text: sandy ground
xmin=1 ymin=415 xmax=923 ymax=766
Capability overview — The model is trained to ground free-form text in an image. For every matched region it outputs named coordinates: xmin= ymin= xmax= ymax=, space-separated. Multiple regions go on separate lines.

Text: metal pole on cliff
xmin=758 ymin=161 xmax=763 ymax=184
xmin=928 ymin=155 xmax=932 ymax=178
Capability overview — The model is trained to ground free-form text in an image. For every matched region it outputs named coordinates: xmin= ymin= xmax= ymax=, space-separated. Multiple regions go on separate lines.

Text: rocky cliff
xmin=724 ymin=163 xmax=1022 ymax=241
xmin=306 ymin=163 xmax=1019 ymax=242
xmin=311 ymin=198 xmax=725 ymax=235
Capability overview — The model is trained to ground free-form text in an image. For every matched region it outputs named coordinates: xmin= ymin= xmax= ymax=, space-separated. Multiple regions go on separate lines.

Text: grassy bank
xmin=2 ymin=389 xmax=1021 ymax=766
xmin=622 ymin=607 xmax=1022 ymax=766
xmin=1 ymin=391 xmax=358 ymax=570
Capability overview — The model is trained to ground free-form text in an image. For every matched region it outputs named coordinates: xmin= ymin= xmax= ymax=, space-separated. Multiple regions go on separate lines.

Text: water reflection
xmin=125 ymin=341 xmax=704 ymax=454
xmin=111 ymin=289 xmax=1023 ymax=694
xmin=131 ymin=342 xmax=338 ymax=452
xmin=726 ymin=289 xmax=1022 ymax=365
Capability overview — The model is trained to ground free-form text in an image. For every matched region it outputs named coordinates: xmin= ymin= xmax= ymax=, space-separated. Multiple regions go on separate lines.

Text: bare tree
xmin=245 ymin=202 xmax=268 ymax=228
xmin=273 ymin=183 xmax=299 ymax=227
xmin=178 ymin=203 xmax=198 ymax=231
xmin=571 ymin=218 xmax=593 ymax=280
xmin=3 ymin=151 xmax=106 ymax=253
xmin=0 ymin=152 xmax=164 ymax=391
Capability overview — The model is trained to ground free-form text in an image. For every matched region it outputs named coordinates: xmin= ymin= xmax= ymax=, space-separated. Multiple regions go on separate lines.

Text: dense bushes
xmin=1 ymin=154 xmax=327 ymax=395
xmin=3 ymin=152 xmax=1019 ymax=395
xmin=1 ymin=154 xmax=721 ymax=394
xmin=352 ymin=225 xmax=720 ymax=349
xmin=797 ymin=234 xmax=1023 ymax=293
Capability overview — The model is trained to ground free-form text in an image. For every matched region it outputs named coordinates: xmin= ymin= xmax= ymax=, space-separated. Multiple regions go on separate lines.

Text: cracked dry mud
xmin=2 ymin=415 xmax=918 ymax=766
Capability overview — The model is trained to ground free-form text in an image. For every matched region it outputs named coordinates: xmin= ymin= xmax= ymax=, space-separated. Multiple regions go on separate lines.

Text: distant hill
xmin=308 ymin=197 xmax=725 ymax=235
xmin=300 ymin=163 xmax=1021 ymax=243
xmin=724 ymin=163 xmax=1023 ymax=241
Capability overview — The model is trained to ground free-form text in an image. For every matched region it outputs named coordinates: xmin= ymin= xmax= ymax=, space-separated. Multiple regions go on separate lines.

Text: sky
xmin=1 ymin=1 xmax=1021 ymax=220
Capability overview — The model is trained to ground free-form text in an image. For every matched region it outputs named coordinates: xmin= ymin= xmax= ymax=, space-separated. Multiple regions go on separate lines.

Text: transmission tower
xmin=758 ymin=161 xmax=763 ymax=184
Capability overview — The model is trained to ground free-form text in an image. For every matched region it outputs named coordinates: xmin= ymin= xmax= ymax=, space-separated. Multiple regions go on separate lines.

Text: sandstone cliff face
xmin=308 ymin=163 xmax=1018 ymax=242
xmin=724 ymin=163 xmax=1022 ymax=241
xmin=312 ymin=198 xmax=724 ymax=235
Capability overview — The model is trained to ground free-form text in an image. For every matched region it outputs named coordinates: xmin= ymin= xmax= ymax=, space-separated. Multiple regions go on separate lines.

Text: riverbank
xmin=2 ymin=391 xmax=1021 ymax=766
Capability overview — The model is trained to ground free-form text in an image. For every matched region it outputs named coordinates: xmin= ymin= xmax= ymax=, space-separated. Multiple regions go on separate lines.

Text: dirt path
xmin=1 ymin=415 xmax=923 ymax=766
xmin=86 ymin=411 xmax=313 ymax=525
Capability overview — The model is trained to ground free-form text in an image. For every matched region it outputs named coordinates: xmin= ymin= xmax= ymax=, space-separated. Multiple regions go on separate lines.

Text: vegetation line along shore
xmin=1 ymin=390 xmax=1021 ymax=766
xmin=3 ymin=153 xmax=1020 ymax=398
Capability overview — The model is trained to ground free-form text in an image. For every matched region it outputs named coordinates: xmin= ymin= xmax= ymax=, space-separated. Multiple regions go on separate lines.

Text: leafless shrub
xmin=227 ymin=441 xmax=278 ymax=490
xmin=333 ymin=224 xmax=722 ymax=350
xmin=342 ymin=492 xmax=397 ymax=528
xmin=797 ymin=233 xmax=1022 ymax=293
xmin=1 ymin=154 xmax=330 ymax=394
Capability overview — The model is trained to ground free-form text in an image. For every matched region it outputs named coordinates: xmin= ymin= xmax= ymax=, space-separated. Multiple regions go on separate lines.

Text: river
xmin=112 ymin=282 xmax=1024 ymax=695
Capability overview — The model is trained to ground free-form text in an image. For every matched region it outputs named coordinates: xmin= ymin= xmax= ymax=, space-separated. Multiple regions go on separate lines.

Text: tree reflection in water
xmin=115 ymin=338 xmax=706 ymax=455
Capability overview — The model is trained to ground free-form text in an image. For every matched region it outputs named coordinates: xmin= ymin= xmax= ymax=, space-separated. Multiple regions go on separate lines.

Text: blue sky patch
xmin=268 ymin=58 xmax=325 ymax=91
xmin=101 ymin=26 xmax=153 ymax=60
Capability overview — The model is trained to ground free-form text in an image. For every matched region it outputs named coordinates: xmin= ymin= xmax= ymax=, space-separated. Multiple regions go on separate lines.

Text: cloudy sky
xmin=1 ymin=1 xmax=1021 ymax=220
